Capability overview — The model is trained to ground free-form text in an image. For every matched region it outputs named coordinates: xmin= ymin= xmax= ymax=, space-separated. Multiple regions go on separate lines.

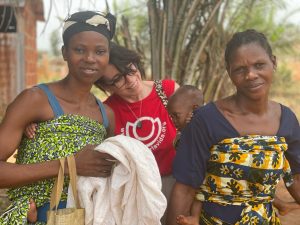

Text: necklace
xmin=125 ymin=100 xmax=143 ymax=128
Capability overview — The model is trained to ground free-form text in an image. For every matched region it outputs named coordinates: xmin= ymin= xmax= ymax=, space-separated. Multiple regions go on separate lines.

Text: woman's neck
xmin=233 ymin=93 xmax=269 ymax=115
xmin=57 ymin=77 xmax=94 ymax=103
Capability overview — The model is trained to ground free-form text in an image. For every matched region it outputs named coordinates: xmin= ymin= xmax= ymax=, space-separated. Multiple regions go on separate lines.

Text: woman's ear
xmin=62 ymin=46 xmax=67 ymax=61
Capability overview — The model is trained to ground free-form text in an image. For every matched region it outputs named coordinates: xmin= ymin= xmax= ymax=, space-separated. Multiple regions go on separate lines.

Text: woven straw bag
xmin=47 ymin=155 xmax=85 ymax=225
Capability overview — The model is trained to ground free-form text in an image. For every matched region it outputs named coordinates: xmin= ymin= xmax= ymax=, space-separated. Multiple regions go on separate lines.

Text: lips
xmin=80 ymin=67 xmax=98 ymax=74
xmin=246 ymin=82 xmax=264 ymax=90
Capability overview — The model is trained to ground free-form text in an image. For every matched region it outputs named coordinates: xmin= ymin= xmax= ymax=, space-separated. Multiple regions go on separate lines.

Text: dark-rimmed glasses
xmin=102 ymin=63 xmax=137 ymax=88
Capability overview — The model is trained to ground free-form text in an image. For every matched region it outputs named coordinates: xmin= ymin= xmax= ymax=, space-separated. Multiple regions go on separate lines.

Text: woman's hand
xmin=74 ymin=144 xmax=117 ymax=178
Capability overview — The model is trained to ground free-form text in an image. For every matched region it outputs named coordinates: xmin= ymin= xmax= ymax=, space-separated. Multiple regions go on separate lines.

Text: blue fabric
xmin=37 ymin=84 xmax=64 ymax=117
xmin=37 ymin=84 xmax=109 ymax=128
xmin=96 ymin=98 xmax=109 ymax=128
xmin=37 ymin=201 xmax=67 ymax=222
xmin=173 ymin=102 xmax=300 ymax=224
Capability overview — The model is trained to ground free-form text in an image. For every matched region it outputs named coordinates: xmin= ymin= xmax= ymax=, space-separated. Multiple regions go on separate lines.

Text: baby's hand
xmin=185 ymin=112 xmax=194 ymax=124
xmin=25 ymin=123 xmax=37 ymax=139
xmin=27 ymin=199 xmax=37 ymax=223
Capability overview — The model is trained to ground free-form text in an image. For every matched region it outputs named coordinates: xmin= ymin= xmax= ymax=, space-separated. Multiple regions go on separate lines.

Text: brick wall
xmin=0 ymin=34 xmax=17 ymax=117
xmin=23 ymin=0 xmax=38 ymax=87
xmin=0 ymin=1 xmax=43 ymax=118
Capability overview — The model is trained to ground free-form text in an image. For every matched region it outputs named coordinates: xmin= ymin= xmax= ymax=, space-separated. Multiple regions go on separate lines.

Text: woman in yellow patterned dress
xmin=167 ymin=29 xmax=300 ymax=225
xmin=0 ymin=11 xmax=117 ymax=224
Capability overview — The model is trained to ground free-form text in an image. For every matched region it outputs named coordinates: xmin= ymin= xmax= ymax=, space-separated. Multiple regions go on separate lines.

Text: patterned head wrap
xmin=62 ymin=11 xmax=116 ymax=45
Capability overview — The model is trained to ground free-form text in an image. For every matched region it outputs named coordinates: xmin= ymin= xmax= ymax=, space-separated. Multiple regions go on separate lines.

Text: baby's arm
xmin=273 ymin=195 xmax=300 ymax=216
xmin=176 ymin=200 xmax=202 ymax=225
xmin=185 ymin=112 xmax=194 ymax=125
xmin=27 ymin=199 xmax=37 ymax=223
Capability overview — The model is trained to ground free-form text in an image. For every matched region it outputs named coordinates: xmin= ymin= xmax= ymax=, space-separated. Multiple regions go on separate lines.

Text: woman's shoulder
xmin=11 ymin=85 xmax=48 ymax=106
xmin=194 ymin=102 xmax=219 ymax=120
xmin=161 ymin=79 xmax=177 ymax=96
xmin=275 ymin=101 xmax=299 ymax=123
xmin=4 ymin=86 xmax=52 ymax=124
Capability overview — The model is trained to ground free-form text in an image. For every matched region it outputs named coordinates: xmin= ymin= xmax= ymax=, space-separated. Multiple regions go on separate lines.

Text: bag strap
xmin=49 ymin=155 xmax=80 ymax=211
xmin=67 ymin=155 xmax=81 ymax=208
xmin=49 ymin=158 xmax=65 ymax=211
xmin=154 ymin=80 xmax=168 ymax=108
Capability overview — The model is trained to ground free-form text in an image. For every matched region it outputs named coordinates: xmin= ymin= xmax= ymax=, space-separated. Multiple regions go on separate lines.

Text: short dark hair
xmin=169 ymin=85 xmax=204 ymax=106
xmin=109 ymin=43 xmax=145 ymax=78
xmin=224 ymin=29 xmax=273 ymax=68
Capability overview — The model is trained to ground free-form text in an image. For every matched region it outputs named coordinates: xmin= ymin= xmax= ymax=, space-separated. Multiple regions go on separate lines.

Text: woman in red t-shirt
xmin=95 ymin=43 xmax=179 ymax=224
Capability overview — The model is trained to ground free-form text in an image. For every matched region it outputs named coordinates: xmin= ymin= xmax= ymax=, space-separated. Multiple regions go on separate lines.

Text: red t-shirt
xmin=104 ymin=80 xmax=176 ymax=176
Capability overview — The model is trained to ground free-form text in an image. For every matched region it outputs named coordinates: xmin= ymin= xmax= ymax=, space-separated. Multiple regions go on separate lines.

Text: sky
xmin=37 ymin=0 xmax=300 ymax=52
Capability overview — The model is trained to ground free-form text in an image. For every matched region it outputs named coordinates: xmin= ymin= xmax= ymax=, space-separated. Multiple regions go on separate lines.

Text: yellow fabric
xmin=197 ymin=135 xmax=293 ymax=225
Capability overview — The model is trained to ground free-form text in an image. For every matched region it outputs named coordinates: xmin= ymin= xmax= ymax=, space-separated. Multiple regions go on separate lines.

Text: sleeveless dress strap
xmin=37 ymin=83 xmax=64 ymax=117
xmin=96 ymin=98 xmax=109 ymax=128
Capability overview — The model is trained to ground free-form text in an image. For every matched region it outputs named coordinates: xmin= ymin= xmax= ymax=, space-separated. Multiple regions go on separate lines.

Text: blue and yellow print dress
xmin=197 ymin=135 xmax=292 ymax=225
xmin=0 ymin=84 xmax=108 ymax=225
xmin=173 ymin=102 xmax=300 ymax=225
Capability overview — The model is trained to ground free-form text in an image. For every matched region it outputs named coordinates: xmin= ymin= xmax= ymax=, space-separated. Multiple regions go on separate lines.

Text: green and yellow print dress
xmin=0 ymin=84 xmax=108 ymax=225
xmin=173 ymin=102 xmax=300 ymax=225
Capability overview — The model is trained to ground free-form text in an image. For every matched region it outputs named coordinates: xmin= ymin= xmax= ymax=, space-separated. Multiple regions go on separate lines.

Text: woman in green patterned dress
xmin=167 ymin=29 xmax=300 ymax=225
xmin=0 ymin=11 xmax=117 ymax=224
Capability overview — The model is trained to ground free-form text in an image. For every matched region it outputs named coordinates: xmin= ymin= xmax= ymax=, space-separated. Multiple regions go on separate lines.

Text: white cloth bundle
xmin=67 ymin=135 xmax=167 ymax=225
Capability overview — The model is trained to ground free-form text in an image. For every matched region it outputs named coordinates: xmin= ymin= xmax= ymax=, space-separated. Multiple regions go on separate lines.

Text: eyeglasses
xmin=102 ymin=63 xmax=137 ymax=88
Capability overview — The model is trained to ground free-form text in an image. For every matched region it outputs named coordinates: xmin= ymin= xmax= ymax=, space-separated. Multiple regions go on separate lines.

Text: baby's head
xmin=167 ymin=85 xmax=204 ymax=131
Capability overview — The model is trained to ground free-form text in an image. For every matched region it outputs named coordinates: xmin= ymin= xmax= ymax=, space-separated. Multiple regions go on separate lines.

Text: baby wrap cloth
xmin=67 ymin=135 xmax=167 ymax=225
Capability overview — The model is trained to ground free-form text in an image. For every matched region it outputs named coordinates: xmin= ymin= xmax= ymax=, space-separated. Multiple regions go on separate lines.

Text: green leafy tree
xmin=50 ymin=30 xmax=61 ymax=57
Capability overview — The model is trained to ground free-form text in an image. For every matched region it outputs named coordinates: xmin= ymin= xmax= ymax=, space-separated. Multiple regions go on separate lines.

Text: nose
xmin=124 ymin=72 xmax=136 ymax=83
xmin=84 ymin=52 xmax=96 ymax=63
xmin=245 ymin=68 xmax=258 ymax=80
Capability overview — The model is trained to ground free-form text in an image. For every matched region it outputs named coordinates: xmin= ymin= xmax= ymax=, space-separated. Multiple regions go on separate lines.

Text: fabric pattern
xmin=0 ymin=115 xmax=106 ymax=225
xmin=62 ymin=11 xmax=116 ymax=44
xmin=154 ymin=80 xmax=168 ymax=108
xmin=197 ymin=135 xmax=293 ymax=225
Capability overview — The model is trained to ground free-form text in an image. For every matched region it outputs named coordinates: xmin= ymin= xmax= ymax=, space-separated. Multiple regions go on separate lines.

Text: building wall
xmin=23 ymin=0 xmax=38 ymax=87
xmin=0 ymin=1 xmax=43 ymax=118
xmin=0 ymin=34 xmax=17 ymax=117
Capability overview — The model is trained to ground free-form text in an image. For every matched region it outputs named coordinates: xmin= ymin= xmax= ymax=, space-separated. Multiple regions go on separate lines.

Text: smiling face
xmin=99 ymin=63 xmax=143 ymax=97
xmin=62 ymin=31 xmax=110 ymax=84
xmin=227 ymin=42 xmax=276 ymax=100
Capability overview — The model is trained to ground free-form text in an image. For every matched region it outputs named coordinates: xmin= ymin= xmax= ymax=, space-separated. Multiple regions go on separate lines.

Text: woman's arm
xmin=0 ymin=88 xmax=116 ymax=188
xmin=0 ymin=88 xmax=62 ymax=188
xmin=287 ymin=174 xmax=300 ymax=203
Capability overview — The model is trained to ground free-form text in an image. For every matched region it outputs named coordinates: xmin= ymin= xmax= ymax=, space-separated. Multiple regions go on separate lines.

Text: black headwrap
xmin=62 ymin=11 xmax=116 ymax=45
